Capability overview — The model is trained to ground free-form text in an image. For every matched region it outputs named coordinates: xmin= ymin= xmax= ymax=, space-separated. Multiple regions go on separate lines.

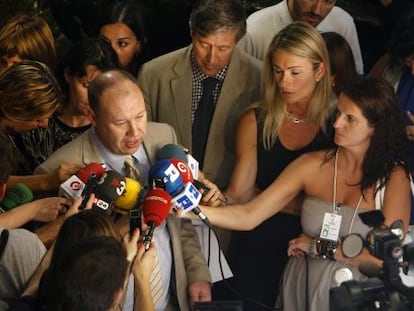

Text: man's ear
xmin=0 ymin=183 xmax=7 ymax=202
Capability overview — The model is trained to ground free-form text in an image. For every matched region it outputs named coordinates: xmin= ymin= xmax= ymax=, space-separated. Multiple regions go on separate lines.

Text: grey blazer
xmin=138 ymin=45 xmax=262 ymax=189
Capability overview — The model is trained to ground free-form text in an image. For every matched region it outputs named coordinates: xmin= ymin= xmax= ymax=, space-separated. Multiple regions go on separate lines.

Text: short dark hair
xmin=88 ymin=69 xmax=139 ymax=114
xmin=58 ymin=236 xmax=128 ymax=311
xmin=56 ymin=37 xmax=119 ymax=101
xmin=190 ymin=0 xmax=246 ymax=41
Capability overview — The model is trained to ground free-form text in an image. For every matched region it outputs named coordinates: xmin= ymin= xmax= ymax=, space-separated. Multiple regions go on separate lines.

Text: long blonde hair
xmin=261 ymin=21 xmax=331 ymax=149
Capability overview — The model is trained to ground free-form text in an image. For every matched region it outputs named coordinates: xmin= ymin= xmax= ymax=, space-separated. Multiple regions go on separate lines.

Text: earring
xmin=316 ymin=78 xmax=320 ymax=82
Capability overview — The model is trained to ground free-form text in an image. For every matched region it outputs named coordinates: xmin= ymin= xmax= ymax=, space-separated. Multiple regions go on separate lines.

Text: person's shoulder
xmin=147 ymin=121 xmax=174 ymax=132
xmin=247 ymin=2 xmax=281 ymax=22
xmin=329 ymin=6 xmax=354 ymax=21
xmin=237 ymin=49 xmax=262 ymax=69
xmin=141 ymin=46 xmax=189 ymax=70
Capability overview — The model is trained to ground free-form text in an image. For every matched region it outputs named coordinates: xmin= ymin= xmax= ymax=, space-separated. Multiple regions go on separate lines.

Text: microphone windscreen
xmin=169 ymin=158 xmax=194 ymax=183
xmin=156 ymin=144 xmax=188 ymax=163
xmin=93 ymin=170 xmax=126 ymax=212
xmin=76 ymin=163 xmax=106 ymax=183
xmin=0 ymin=183 xmax=33 ymax=211
xmin=148 ymin=159 xmax=184 ymax=196
xmin=114 ymin=177 xmax=142 ymax=213
xmin=143 ymin=188 xmax=171 ymax=227
xmin=359 ymin=261 xmax=382 ymax=278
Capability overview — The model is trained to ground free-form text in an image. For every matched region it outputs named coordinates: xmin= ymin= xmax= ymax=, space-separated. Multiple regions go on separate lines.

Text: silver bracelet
xmin=308 ymin=238 xmax=318 ymax=258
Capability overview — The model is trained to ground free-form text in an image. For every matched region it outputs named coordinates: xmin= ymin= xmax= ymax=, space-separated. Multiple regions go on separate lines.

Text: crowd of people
xmin=0 ymin=0 xmax=413 ymax=311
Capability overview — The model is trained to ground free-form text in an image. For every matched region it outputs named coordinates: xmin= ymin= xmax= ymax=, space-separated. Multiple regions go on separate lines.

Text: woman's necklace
xmin=285 ymin=111 xmax=305 ymax=124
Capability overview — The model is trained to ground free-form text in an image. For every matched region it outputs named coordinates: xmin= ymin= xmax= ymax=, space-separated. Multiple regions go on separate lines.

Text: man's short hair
xmin=190 ymin=0 xmax=246 ymax=41
xmin=88 ymin=69 xmax=139 ymax=114
xmin=58 ymin=236 xmax=128 ymax=311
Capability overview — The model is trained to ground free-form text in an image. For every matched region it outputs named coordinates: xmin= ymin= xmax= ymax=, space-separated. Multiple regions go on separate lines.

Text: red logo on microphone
xmin=70 ymin=181 xmax=83 ymax=191
xmin=177 ymin=161 xmax=188 ymax=173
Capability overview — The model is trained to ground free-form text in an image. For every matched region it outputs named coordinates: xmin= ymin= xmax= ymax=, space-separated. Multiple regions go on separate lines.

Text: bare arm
xmin=7 ymin=164 xmax=82 ymax=192
xmin=381 ymin=166 xmax=411 ymax=232
xmin=189 ymin=153 xmax=312 ymax=230
xmin=0 ymin=197 xmax=72 ymax=229
xmin=287 ymin=165 xmax=411 ymax=268
xmin=225 ymin=109 xmax=259 ymax=204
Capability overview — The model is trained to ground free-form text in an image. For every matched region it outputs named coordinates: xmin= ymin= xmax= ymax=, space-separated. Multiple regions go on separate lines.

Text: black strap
xmin=0 ymin=229 xmax=9 ymax=259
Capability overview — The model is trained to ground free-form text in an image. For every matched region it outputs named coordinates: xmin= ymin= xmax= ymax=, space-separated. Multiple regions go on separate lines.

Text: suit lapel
xmin=170 ymin=47 xmax=193 ymax=148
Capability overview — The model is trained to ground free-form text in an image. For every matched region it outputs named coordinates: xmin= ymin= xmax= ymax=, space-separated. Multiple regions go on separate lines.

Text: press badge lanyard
xmin=321 ymin=148 xmax=364 ymax=241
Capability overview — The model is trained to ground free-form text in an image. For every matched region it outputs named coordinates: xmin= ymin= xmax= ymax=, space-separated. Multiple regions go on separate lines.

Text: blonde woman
xmin=223 ymin=22 xmax=335 ymax=310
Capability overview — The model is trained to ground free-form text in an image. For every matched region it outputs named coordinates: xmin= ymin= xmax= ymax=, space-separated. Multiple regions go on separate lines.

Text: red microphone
xmin=59 ymin=163 xmax=106 ymax=199
xmin=142 ymin=188 xmax=171 ymax=250
xmin=77 ymin=163 xmax=106 ymax=183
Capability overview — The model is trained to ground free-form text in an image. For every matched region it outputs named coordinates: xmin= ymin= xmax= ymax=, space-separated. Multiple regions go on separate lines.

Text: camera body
xmin=330 ymin=211 xmax=414 ymax=310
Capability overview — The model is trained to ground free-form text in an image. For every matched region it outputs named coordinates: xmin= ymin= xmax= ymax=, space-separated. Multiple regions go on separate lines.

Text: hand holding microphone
xmin=59 ymin=162 xmax=106 ymax=200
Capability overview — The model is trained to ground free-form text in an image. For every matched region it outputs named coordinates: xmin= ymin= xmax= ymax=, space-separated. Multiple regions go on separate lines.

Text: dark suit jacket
xmin=35 ymin=122 xmax=211 ymax=311
xmin=138 ymin=45 xmax=262 ymax=189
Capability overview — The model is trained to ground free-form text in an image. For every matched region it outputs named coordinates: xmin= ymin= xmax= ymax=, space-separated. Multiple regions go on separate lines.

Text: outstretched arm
xmin=179 ymin=153 xmax=313 ymax=230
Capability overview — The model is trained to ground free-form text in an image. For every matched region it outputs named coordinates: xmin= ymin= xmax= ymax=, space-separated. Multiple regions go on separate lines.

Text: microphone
xmin=0 ymin=183 xmax=33 ymax=213
xmin=142 ymin=188 xmax=171 ymax=250
xmin=148 ymin=159 xmax=183 ymax=196
xmin=114 ymin=177 xmax=143 ymax=215
xmin=59 ymin=163 xmax=106 ymax=199
xmin=156 ymin=144 xmax=209 ymax=193
xmin=92 ymin=170 xmax=126 ymax=213
xmin=168 ymin=159 xmax=210 ymax=225
xmin=156 ymin=144 xmax=188 ymax=162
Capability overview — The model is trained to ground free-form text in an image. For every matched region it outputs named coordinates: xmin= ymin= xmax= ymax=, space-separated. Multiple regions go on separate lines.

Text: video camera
xmin=330 ymin=210 xmax=414 ymax=310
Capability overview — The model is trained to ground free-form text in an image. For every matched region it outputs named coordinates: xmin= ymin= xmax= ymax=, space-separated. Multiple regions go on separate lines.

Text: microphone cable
xmin=207 ymin=224 xmax=282 ymax=310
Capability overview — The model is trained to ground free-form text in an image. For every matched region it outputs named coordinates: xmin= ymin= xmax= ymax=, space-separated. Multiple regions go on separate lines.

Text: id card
xmin=320 ymin=212 xmax=342 ymax=241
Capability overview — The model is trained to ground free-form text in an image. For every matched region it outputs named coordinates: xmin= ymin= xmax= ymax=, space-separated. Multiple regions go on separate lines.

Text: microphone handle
xmin=193 ymin=179 xmax=210 ymax=194
xmin=79 ymin=173 xmax=98 ymax=210
xmin=143 ymin=221 xmax=156 ymax=251
xmin=192 ymin=206 xmax=211 ymax=226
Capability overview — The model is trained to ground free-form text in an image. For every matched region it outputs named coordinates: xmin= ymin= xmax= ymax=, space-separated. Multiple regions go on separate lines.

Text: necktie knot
xmin=124 ymin=155 xmax=140 ymax=180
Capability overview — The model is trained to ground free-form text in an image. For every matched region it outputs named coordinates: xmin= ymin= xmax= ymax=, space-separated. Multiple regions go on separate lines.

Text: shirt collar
xmin=190 ymin=49 xmax=228 ymax=82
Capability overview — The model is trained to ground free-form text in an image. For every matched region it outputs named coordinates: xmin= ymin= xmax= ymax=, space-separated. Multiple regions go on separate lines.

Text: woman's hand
xmin=46 ymin=163 xmax=83 ymax=190
xmin=123 ymin=228 xmax=141 ymax=262
xmin=132 ymin=241 xmax=156 ymax=285
xmin=287 ymin=234 xmax=313 ymax=257
xmin=197 ymin=174 xmax=226 ymax=207
xmin=64 ymin=194 xmax=95 ymax=219
xmin=31 ymin=197 xmax=72 ymax=222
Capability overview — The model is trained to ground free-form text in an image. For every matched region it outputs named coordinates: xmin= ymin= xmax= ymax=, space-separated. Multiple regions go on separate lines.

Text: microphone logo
xmin=176 ymin=161 xmax=189 ymax=174
xmin=69 ymin=180 xmax=83 ymax=191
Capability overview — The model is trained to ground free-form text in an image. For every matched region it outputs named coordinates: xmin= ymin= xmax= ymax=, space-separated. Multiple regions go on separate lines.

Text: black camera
xmin=330 ymin=210 xmax=414 ymax=310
